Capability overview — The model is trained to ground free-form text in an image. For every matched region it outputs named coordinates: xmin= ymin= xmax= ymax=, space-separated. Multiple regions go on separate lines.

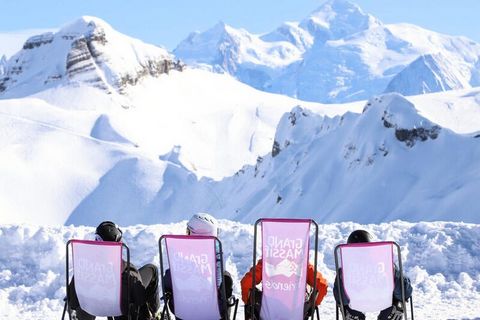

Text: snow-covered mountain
xmin=174 ymin=0 xmax=480 ymax=103
xmin=3 ymin=82 xmax=479 ymax=226
xmin=0 ymin=17 xmax=183 ymax=98
xmin=210 ymin=93 xmax=480 ymax=223
xmin=1 ymin=15 xmax=480 ymax=227
xmin=385 ymin=52 xmax=476 ymax=96
xmin=0 ymin=64 xmax=354 ymax=225
xmin=0 ymin=28 xmax=57 ymax=59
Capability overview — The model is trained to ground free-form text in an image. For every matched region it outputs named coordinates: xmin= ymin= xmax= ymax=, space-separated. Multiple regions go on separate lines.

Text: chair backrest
xmin=159 ymin=235 xmax=225 ymax=320
xmin=335 ymin=242 xmax=396 ymax=312
xmin=253 ymin=218 xmax=317 ymax=320
xmin=67 ymin=240 xmax=125 ymax=317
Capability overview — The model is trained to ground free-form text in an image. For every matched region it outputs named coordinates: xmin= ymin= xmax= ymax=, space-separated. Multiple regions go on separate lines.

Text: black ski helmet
xmin=95 ymin=221 xmax=123 ymax=242
xmin=347 ymin=229 xmax=373 ymax=244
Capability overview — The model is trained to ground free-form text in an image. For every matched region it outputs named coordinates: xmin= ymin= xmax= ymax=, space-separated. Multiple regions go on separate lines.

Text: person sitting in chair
xmin=162 ymin=213 xmax=235 ymax=319
xmin=68 ymin=221 xmax=160 ymax=320
xmin=333 ymin=230 xmax=413 ymax=320
xmin=240 ymin=249 xmax=328 ymax=319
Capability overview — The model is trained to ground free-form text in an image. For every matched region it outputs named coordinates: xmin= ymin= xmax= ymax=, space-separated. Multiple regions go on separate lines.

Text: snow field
xmin=0 ymin=220 xmax=478 ymax=319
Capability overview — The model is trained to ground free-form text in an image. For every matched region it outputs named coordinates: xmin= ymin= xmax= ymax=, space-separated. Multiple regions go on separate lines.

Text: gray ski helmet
xmin=95 ymin=221 xmax=123 ymax=242
xmin=347 ymin=230 xmax=373 ymax=244
xmin=187 ymin=213 xmax=218 ymax=236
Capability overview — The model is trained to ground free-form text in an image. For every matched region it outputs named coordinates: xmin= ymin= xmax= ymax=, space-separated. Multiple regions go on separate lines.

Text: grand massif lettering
xmin=76 ymin=258 xmax=116 ymax=285
xmin=265 ymin=236 xmax=304 ymax=259
xmin=172 ymin=252 xmax=212 ymax=276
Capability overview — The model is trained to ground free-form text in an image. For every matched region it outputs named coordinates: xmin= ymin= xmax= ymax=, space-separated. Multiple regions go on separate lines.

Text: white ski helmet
xmin=187 ymin=213 xmax=218 ymax=236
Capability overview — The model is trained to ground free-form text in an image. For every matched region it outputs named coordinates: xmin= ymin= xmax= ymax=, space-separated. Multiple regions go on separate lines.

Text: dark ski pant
xmin=73 ymin=264 xmax=160 ymax=320
xmin=342 ymin=305 xmax=401 ymax=320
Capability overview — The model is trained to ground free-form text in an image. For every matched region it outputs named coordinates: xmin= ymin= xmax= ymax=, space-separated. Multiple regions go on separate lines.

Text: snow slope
xmin=204 ymin=93 xmax=480 ymax=224
xmin=1 ymin=15 xmax=480 ymax=227
xmin=0 ymin=67 xmax=359 ymax=225
xmin=174 ymin=0 xmax=480 ymax=103
xmin=0 ymin=221 xmax=478 ymax=319
xmin=385 ymin=52 xmax=476 ymax=96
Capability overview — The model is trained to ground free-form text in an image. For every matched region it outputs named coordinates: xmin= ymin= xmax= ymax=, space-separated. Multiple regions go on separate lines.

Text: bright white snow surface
xmin=0 ymin=221 xmax=478 ymax=319
xmin=0 ymin=68 xmax=362 ymax=226
xmin=2 ymin=79 xmax=480 ymax=225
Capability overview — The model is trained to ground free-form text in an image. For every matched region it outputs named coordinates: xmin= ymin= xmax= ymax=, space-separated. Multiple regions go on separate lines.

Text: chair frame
xmin=334 ymin=241 xmax=414 ymax=320
xmin=158 ymin=235 xmax=238 ymax=320
xmin=62 ymin=239 xmax=133 ymax=320
xmin=251 ymin=218 xmax=320 ymax=320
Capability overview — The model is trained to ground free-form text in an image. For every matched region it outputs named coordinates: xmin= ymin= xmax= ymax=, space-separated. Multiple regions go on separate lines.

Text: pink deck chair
xmin=158 ymin=235 xmax=238 ymax=320
xmin=334 ymin=241 xmax=414 ymax=320
xmin=62 ymin=239 xmax=134 ymax=320
xmin=250 ymin=218 xmax=320 ymax=320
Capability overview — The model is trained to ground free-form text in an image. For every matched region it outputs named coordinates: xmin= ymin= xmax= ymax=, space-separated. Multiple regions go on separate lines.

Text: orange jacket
xmin=240 ymin=259 xmax=328 ymax=306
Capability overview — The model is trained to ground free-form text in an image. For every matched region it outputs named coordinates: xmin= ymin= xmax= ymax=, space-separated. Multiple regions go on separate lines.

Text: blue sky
xmin=0 ymin=0 xmax=479 ymax=50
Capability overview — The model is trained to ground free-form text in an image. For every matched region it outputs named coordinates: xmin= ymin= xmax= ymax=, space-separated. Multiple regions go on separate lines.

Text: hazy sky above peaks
xmin=0 ymin=0 xmax=478 ymax=50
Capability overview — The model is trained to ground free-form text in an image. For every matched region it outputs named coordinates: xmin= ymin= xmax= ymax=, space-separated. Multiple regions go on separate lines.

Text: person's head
xmin=186 ymin=213 xmax=218 ymax=236
xmin=347 ymin=229 xmax=373 ymax=244
xmin=95 ymin=221 xmax=123 ymax=242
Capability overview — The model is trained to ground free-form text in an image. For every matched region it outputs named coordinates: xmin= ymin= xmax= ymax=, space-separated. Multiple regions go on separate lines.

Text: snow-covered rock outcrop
xmin=213 ymin=93 xmax=480 ymax=223
xmin=0 ymin=17 xmax=183 ymax=98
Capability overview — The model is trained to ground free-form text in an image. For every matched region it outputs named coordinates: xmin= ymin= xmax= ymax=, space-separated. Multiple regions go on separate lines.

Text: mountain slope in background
xmin=384 ymin=52 xmax=477 ymax=96
xmin=0 ymin=16 xmax=182 ymax=98
xmin=66 ymin=90 xmax=480 ymax=226
xmin=0 ymin=66 xmax=357 ymax=225
xmin=212 ymin=93 xmax=480 ymax=223
xmin=1 ymin=14 xmax=480 ymax=226
xmin=174 ymin=0 xmax=480 ymax=103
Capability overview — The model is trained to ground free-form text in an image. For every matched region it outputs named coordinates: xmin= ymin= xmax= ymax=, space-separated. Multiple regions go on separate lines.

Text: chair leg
xmin=61 ymin=299 xmax=68 ymax=320
xmin=160 ymin=301 xmax=172 ymax=320
xmin=336 ymin=305 xmax=339 ymax=320
xmin=316 ymin=306 xmax=320 ymax=320
xmin=232 ymin=298 xmax=239 ymax=320
xmin=410 ymin=296 xmax=414 ymax=320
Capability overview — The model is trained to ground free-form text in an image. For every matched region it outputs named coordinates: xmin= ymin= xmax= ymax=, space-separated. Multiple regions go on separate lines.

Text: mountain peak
xmin=384 ymin=53 xmax=471 ymax=96
xmin=212 ymin=20 xmax=228 ymax=31
xmin=300 ymin=0 xmax=381 ymax=40
xmin=59 ymin=16 xmax=113 ymax=35
xmin=0 ymin=16 xmax=180 ymax=98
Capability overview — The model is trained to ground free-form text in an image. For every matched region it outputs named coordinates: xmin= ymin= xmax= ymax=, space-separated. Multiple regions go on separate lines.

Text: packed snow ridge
xmin=0 ymin=221 xmax=478 ymax=319
xmin=174 ymin=0 xmax=480 ymax=103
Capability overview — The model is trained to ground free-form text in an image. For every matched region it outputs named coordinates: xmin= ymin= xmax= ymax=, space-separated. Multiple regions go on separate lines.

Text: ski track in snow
xmin=0 ymin=221 xmax=479 ymax=319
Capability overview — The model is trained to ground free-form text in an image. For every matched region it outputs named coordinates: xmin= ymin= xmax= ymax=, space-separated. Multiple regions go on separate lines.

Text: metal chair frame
xmin=250 ymin=218 xmax=320 ymax=320
xmin=158 ymin=235 xmax=238 ymax=320
xmin=334 ymin=241 xmax=414 ymax=320
xmin=62 ymin=239 xmax=136 ymax=320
